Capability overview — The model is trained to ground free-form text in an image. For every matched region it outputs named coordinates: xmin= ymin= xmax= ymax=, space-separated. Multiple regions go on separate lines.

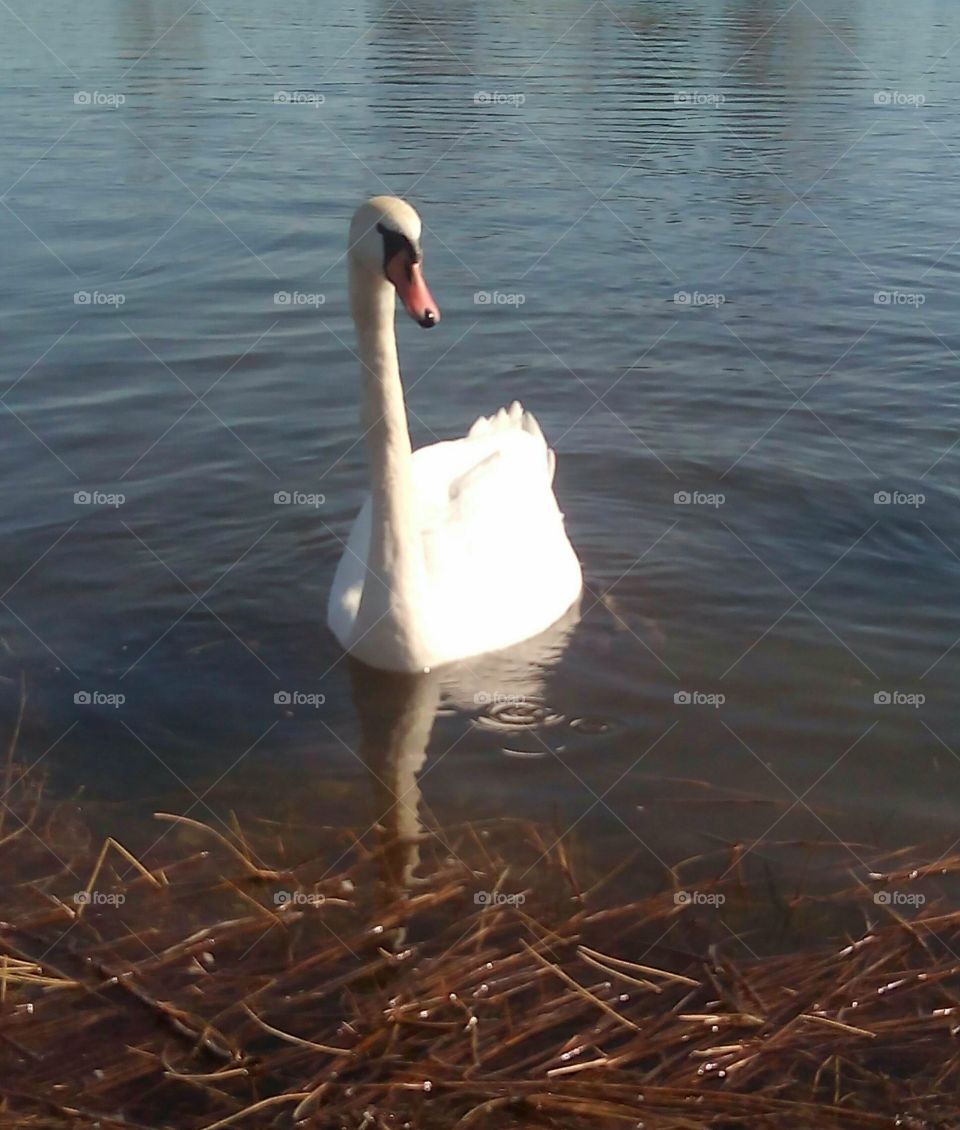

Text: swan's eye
xmin=377 ymin=222 xmax=420 ymax=278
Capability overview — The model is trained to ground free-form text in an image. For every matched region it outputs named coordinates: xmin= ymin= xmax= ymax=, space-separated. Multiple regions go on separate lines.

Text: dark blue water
xmin=2 ymin=0 xmax=959 ymax=876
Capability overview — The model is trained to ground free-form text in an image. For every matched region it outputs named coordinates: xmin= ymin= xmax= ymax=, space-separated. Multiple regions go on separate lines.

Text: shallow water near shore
xmin=2 ymin=0 xmax=960 ymax=892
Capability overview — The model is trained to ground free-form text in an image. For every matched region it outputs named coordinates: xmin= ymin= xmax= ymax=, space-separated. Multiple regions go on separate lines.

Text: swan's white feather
xmin=328 ymin=403 xmax=581 ymax=669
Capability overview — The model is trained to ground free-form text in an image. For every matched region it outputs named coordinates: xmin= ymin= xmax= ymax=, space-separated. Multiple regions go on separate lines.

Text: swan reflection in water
xmin=347 ymin=604 xmax=580 ymax=909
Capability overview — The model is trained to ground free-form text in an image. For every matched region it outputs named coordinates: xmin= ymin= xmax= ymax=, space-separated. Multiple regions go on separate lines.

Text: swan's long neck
xmin=349 ymin=261 xmax=428 ymax=667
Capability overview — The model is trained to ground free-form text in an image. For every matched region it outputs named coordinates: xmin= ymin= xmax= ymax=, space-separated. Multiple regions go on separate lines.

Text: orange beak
xmin=385 ymin=252 xmax=440 ymax=328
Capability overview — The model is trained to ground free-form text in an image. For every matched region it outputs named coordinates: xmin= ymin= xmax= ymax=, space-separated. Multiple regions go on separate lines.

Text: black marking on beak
xmin=418 ymin=310 xmax=437 ymax=329
xmin=377 ymin=222 xmax=421 ymax=278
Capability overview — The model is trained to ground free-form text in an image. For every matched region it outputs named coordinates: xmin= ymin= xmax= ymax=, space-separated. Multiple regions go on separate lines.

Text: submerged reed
xmin=1 ymin=739 xmax=958 ymax=1129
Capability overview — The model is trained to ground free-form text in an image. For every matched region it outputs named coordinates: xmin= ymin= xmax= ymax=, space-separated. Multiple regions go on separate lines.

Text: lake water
xmin=3 ymin=0 xmax=960 ymax=891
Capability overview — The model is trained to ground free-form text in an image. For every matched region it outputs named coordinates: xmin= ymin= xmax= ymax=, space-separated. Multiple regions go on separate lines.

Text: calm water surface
xmin=3 ymin=0 xmax=960 ymax=885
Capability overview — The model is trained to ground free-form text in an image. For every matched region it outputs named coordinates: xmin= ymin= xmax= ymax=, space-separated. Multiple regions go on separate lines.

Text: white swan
xmin=327 ymin=196 xmax=582 ymax=673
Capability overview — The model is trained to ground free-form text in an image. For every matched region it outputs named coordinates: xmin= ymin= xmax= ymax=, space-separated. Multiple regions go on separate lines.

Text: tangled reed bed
xmin=2 ymin=747 xmax=960 ymax=1129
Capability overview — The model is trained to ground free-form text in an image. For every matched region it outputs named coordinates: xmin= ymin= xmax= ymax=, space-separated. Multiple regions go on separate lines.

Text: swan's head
xmin=349 ymin=196 xmax=440 ymax=329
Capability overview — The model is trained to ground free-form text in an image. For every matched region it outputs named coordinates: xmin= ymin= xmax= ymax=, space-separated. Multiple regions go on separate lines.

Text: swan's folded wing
xmin=414 ymin=427 xmax=564 ymax=596
xmin=446 ymin=448 xmax=504 ymax=505
xmin=447 ymin=430 xmax=556 ymax=516
xmin=401 ymin=404 xmax=582 ymax=659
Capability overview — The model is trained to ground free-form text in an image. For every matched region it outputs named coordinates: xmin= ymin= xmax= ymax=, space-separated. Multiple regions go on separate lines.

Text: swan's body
xmin=329 ymin=400 xmax=582 ymax=669
xmin=327 ymin=196 xmax=581 ymax=673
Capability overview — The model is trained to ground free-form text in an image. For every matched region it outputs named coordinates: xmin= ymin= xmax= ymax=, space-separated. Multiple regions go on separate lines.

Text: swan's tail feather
xmin=467 ymin=402 xmax=555 ymax=479
xmin=467 ymin=414 xmax=491 ymax=439
xmin=521 ymin=409 xmax=544 ymax=443
xmin=469 ymin=401 xmax=541 ymax=436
